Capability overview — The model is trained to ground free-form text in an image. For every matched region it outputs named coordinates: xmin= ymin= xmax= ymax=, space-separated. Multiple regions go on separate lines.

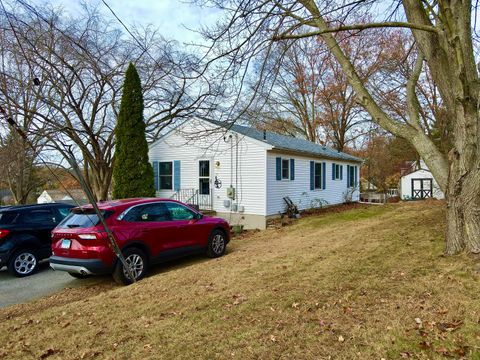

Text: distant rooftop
xmin=207 ymin=120 xmax=362 ymax=163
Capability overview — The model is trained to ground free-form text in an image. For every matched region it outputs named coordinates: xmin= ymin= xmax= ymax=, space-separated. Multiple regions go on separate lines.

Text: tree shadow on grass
xmin=145 ymin=249 xmax=233 ymax=279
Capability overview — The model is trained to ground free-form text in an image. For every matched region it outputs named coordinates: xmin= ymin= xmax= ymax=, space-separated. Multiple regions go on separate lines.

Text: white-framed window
xmin=281 ymin=159 xmax=290 ymax=180
xmin=333 ymin=163 xmax=342 ymax=180
xmin=199 ymin=160 xmax=210 ymax=195
xmin=314 ymin=162 xmax=323 ymax=189
xmin=310 ymin=161 xmax=325 ymax=191
xmin=159 ymin=161 xmax=173 ymax=190
xmin=276 ymin=157 xmax=294 ymax=181
xmin=347 ymin=165 xmax=357 ymax=188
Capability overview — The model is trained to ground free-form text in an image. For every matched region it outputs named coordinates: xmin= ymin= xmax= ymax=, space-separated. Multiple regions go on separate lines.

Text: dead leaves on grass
xmin=225 ymin=294 xmax=248 ymax=308
xmin=39 ymin=348 xmax=61 ymax=359
xmin=436 ymin=320 xmax=463 ymax=333
xmin=402 ymin=315 xmax=470 ymax=358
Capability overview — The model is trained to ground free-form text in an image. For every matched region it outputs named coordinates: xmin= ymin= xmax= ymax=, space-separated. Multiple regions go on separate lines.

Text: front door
xmin=411 ymin=178 xmax=433 ymax=199
xmin=198 ymin=160 xmax=211 ymax=209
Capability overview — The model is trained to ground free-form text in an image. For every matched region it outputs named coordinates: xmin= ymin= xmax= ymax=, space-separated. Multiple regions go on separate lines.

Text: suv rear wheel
xmin=8 ymin=249 xmax=39 ymax=277
xmin=112 ymin=247 xmax=148 ymax=285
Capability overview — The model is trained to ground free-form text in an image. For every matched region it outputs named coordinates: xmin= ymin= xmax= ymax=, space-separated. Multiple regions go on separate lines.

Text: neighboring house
xmin=149 ymin=119 xmax=362 ymax=230
xmin=37 ymin=189 xmax=88 ymax=205
xmin=399 ymin=160 xmax=444 ymax=200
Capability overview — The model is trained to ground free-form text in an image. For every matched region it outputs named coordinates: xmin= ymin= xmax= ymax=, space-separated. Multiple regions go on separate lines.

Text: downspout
xmin=235 ymin=133 xmax=239 ymax=211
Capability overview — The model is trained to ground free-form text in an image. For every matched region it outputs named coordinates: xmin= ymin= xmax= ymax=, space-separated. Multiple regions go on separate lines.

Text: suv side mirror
xmin=195 ymin=213 xmax=203 ymax=220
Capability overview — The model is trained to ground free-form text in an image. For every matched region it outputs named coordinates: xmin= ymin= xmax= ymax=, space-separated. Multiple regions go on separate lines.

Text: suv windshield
xmin=57 ymin=210 xmax=112 ymax=229
xmin=0 ymin=211 xmax=18 ymax=225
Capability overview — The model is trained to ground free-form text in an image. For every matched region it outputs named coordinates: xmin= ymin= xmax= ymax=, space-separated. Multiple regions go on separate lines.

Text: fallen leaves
xmin=414 ymin=317 xmax=423 ymax=329
xmin=436 ymin=320 xmax=463 ymax=332
xmin=232 ymin=294 xmax=247 ymax=306
xmin=39 ymin=348 xmax=60 ymax=359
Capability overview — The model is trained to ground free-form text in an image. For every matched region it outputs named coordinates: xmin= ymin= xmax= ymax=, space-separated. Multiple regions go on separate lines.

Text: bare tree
xmin=197 ymin=0 xmax=480 ymax=255
xmin=0 ymin=2 xmax=219 ymax=201
xmin=0 ymin=17 xmax=47 ymax=204
xmin=249 ymin=26 xmax=400 ymax=150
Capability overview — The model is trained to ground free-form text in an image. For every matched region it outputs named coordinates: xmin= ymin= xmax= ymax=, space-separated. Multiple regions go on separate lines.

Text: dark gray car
xmin=0 ymin=203 xmax=73 ymax=277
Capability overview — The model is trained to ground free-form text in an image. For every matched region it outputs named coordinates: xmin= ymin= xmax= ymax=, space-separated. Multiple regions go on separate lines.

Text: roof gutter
xmin=269 ymin=147 xmax=364 ymax=163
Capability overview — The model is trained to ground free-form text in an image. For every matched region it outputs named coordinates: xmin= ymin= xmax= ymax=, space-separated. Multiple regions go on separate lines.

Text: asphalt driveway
xmin=0 ymin=261 xmax=108 ymax=309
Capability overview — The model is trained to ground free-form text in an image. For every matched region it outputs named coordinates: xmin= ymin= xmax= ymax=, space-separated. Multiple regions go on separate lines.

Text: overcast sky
xmin=31 ymin=0 xmax=220 ymax=44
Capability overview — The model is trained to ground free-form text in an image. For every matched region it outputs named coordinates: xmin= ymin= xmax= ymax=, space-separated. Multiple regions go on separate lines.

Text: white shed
xmin=400 ymin=161 xmax=444 ymax=200
xmin=149 ymin=119 xmax=362 ymax=229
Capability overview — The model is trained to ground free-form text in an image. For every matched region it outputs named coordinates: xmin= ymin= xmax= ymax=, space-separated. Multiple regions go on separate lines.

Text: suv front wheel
xmin=8 ymin=249 xmax=39 ymax=277
xmin=112 ymin=247 xmax=148 ymax=285
xmin=206 ymin=229 xmax=227 ymax=258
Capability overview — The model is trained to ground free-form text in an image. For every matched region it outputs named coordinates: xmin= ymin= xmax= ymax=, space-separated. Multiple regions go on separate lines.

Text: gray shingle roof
xmin=207 ymin=120 xmax=362 ymax=163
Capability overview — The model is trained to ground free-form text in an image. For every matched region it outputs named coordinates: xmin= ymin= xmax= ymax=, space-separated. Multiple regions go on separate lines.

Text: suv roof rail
xmin=0 ymin=203 xmax=71 ymax=211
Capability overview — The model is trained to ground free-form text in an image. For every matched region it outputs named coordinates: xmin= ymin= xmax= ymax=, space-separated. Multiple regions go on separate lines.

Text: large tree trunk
xmin=444 ymin=103 xmax=480 ymax=254
xmin=445 ymin=163 xmax=480 ymax=254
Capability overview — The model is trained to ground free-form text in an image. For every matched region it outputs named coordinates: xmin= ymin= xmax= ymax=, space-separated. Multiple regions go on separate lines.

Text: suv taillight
xmin=0 ymin=229 xmax=10 ymax=239
xmin=78 ymin=233 xmax=98 ymax=240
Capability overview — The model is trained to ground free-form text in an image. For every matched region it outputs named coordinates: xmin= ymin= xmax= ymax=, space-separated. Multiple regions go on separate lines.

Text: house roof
xmin=206 ymin=120 xmax=363 ymax=163
xmin=41 ymin=189 xmax=86 ymax=201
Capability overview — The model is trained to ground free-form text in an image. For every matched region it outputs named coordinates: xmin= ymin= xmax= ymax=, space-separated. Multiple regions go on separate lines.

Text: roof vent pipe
xmin=263 ymin=130 xmax=266 ymax=140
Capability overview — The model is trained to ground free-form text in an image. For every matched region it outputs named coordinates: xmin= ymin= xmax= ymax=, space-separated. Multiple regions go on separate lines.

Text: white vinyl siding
xmin=150 ymin=119 xmax=361 ymax=220
xmin=266 ymin=151 xmax=360 ymax=216
xmin=149 ymin=120 xmax=268 ymax=215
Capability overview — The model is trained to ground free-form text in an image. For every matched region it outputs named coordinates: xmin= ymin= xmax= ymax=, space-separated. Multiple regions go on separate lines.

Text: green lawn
xmin=1 ymin=200 xmax=479 ymax=359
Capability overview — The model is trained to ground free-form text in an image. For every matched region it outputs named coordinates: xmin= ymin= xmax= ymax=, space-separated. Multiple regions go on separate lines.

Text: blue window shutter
xmin=276 ymin=157 xmax=281 ymax=180
xmin=153 ymin=161 xmax=159 ymax=191
xmin=354 ymin=165 xmax=358 ymax=188
xmin=332 ymin=163 xmax=335 ymax=180
xmin=322 ymin=162 xmax=326 ymax=189
xmin=290 ymin=159 xmax=295 ymax=180
xmin=310 ymin=161 xmax=314 ymax=190
xmin=340 ymin=165 xmax=343 ymax=181
xmin=174 ymin=160 xmax=181 ymax=191
xmin=347 ymin=165 xmax=351 ymax=188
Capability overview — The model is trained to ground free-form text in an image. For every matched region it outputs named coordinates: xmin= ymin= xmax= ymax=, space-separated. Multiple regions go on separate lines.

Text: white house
xmin=399 ymin=160 xmax=444 ymax=200
xmin=149 ymin=119 xmax=362 ymax=229
xmin=37 ymin=189 xmax=88 ymax=205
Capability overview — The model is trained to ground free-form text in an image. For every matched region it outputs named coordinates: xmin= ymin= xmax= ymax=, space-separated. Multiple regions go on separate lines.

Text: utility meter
xmin=226 ymin=186 xmax=236 ymax=200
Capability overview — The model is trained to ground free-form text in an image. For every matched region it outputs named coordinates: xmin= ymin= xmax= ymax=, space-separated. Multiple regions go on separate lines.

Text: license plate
xmin=60 ymin=239 xmax=71 ymax=249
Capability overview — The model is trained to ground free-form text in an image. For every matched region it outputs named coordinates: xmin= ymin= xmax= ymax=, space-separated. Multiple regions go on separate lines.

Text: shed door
xmin=411 ymin=178 xmax=433 ymax=199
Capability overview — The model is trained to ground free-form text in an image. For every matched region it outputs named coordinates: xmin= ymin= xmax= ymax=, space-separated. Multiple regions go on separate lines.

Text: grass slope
xmin=1 ymin=201 xmax=479 ymax=359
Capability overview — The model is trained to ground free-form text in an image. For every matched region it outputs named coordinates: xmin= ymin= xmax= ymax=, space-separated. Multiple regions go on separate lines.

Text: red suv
xmin=50 ymin=198 xmax=230 ymax=284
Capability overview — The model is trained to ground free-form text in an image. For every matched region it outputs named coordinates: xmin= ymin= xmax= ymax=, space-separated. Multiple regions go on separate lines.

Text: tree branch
xmin=273 ymin=21 xmax=440 ymax=41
